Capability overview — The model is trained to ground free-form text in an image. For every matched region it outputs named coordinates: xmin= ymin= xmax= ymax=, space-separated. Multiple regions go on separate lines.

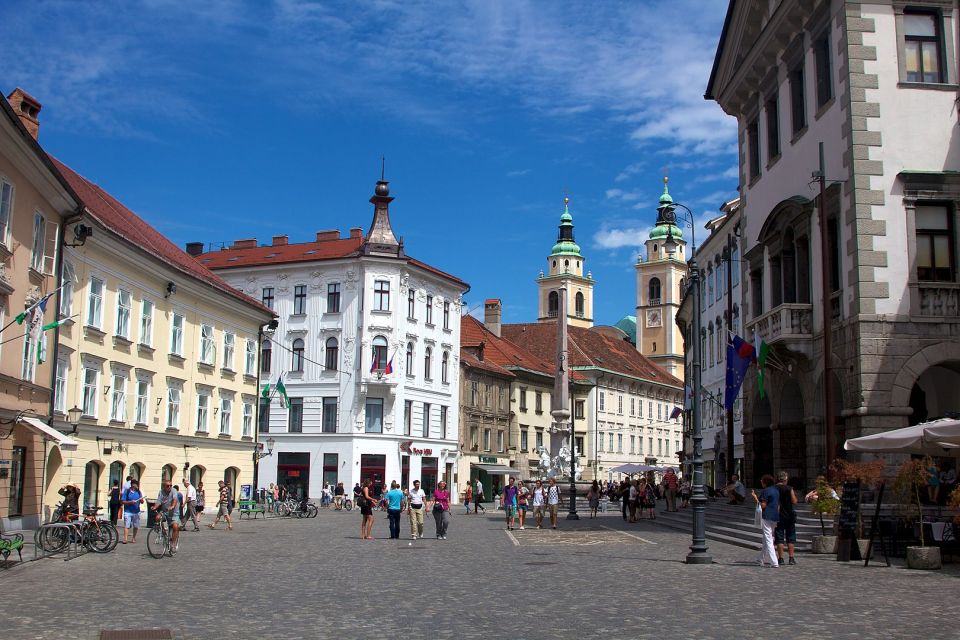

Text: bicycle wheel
xmin=146 ymin=526 xmax=168 ymax=559
xmin=344 ymin=500 xmax=353 ymax=511
xmin=87 ymin=522 xmax=116 ymax=553
xmin=275 ymin=502 xmax=289 ymax=517
xmin=39 ymin=526 xmax=69 ymax=553
xmin=307 ymin=504 xmax=319 ymax=518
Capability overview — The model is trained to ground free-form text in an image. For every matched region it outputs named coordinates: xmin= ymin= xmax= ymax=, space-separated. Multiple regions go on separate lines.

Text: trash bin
xmin=145 ymin=500 xmax=157 ymax=528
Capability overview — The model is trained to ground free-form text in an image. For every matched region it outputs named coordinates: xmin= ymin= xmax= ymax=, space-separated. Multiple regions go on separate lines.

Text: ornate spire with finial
xmin=650 ymin=175 xmax=683 ymax=241
xmin=552 ymin=195 xmax=581 ymax=256
xmin=363 ymin=160 xmax=402 ymax=257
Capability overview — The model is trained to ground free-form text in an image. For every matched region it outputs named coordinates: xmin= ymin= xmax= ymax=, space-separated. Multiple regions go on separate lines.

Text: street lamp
xmin=255 ymin=437 xmax=276 ymax=461
xmin=66 ymin=405 xmax=82 ymax=435
xmin=662 ymin=202 xmax=711 ymax=565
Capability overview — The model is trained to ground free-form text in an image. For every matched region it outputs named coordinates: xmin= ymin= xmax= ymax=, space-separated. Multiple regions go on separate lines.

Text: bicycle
xmin=342 ymin=497 xmax=354 ymax=511
xmin=38 ymin=504 xmax=118 ymax=554
xmin=147 ymin=512 xmax=178 ymax=559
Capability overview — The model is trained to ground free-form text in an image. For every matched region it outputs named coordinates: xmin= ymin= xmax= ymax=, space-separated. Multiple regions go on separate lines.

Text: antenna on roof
xmin=380 ymin=156 xmax=385 ymax=181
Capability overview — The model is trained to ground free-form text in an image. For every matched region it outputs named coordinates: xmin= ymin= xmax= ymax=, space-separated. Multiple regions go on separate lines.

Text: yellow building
xmin=40 ymin=153 xmax=274 ymax=516
xmin=0 ymin=89 xmax=80 ymax=530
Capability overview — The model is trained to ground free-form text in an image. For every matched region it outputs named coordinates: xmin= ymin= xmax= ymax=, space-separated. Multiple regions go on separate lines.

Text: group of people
xmin=500 ymin=476 xmax=563 ymax=530
xmin=354 ymin=477 xmax=452 ymax=540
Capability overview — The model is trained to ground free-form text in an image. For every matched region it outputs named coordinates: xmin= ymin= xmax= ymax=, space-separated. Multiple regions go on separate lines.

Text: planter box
xmin=812 ymin=535 xmax=837 ymax=554
xmin=857 ymin=539 xmax=873 ymax=560
xmin=906 ymin=546 xmax=942 ymax=570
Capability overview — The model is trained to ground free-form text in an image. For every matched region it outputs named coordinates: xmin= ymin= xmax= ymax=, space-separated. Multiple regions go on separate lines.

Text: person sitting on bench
xmin=724 ymin=474 xmax=746 ymax=504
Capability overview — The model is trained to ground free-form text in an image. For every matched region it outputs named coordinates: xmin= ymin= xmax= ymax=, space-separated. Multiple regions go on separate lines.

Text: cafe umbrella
xmin=920 ymin=417 xmax=960 ymax=446
xmin=843 ymin=422 xmax=960 ymax=457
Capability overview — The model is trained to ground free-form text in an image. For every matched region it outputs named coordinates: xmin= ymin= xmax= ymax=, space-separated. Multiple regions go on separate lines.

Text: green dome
xmin=551 ymin=196 xmax=581 ymax=255
xmin=649 ymin=176 xmax=683 ymax=241
xmin=649 ymin=224 xmax=683 ymax=240
xmin=551 ymin=240 xmax=582 ymax=256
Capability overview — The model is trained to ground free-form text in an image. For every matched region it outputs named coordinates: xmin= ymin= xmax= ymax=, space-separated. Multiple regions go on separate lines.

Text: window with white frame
xmin=135 ymin=380 xmax=150 ymax=425
xmin=54 ymin=358 xmax=68 ymax=414
xmin=293 ymin=285 xmax=307 ymax=315
xmin=242 ymin=401 xmax=254 ymax=437
xmin=323 ymin=397 xmax=338 ymax=433
xmin=423 ymin=402 xmax=431 ymax=437
xmin=443 ymin=301 xmax=450 ymax=330
xmin=87 ymin=277 xmax=104 ymax=328
xmin=497 ymin=430 xmax=504 ymax=453
xmin=618 ymin=395 xmax=623 ymax=414
xmin=199 ymin=324 xmax=215 ymax=364
xmin=170 ymin=313 xmax=184 ymax=355
xmin=425 ymin=295 xmax=434 ymax=324
xmin=110 ymin=374 xmax=127 ymax=422
xmin=220 ymin=397 xmax=232 ymax=435
xmin=139 ymin=300 xmax=153 ymax=347
xmin=373 ymin=280 xmax=390 ymax=311
xmin=0 ymin=178 xmax=12 ymax=247
xmin=30 ymin=211 xmax=45 ymax=272
xmin=423 ymin=346 xmax=432 ymax=380
xmin=327 ymin=283 xmax=340 ymax=313
xmin=115 ymin=289 xmax=131 ymax=339
xmin=167 ymin=386 xmax=181 ymax=429
xmin=196 ymin=391 xmax=210 ymax=432
xmin=324 ymin=337 xmax=338 ymax=371
xmin=222 ymin=332 xmax=235 ymax=370
xmin=483 ymin=428 xmax=491 ymax=451
xmin=408 ymin=289 xmax=416 ymax=319
xmin=291 ymin=338 xmax=304 ymax=372
xmin=60 ymin=261 xmax=74 ymax=319
xmin=21 ymin=333 xmax=35 ymax=382
xmin=599 ymin=391 xmax=605 ymax=412
xmin=618 ymin=433 xmax=623 ymax=453
xmin=441 ymin=351 xmax=449 ymax=384
xmin=405 ymin=342 xmax=414 ymax=375
xmin=441 ymin=406 xmax=448 ymax=439
xmin=245 ymin=339 xmax=256 ymax=375
xmin=82 ymin=366 xmax=98 ymax=417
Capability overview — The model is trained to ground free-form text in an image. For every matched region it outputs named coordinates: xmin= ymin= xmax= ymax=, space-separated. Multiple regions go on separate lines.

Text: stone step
xmin=652 ymin=507 xmax=814 ymax=552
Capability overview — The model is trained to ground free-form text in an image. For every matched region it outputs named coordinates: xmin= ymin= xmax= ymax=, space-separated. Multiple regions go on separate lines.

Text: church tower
xmin=636 ymin=178 xmax=687 ymax=378
xmin=537 ymin=197 xmax=595 ymax=328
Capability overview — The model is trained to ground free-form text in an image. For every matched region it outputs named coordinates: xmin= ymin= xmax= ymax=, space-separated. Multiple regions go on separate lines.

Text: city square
xmin=3 ymin=509 xmax=959 ymax=639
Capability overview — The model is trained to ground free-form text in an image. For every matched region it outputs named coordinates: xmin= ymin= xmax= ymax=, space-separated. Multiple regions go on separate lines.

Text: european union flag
xmin=725 ymin=335 xmax=756 ymax=410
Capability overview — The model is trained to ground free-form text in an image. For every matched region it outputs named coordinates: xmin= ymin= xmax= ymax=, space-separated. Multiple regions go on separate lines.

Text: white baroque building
xmin=197 ymin=178 xmax=468 ymax=499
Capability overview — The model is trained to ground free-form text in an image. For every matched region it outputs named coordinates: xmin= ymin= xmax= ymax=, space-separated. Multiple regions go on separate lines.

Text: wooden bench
xmin=237 ymin=500 xmax=266 ymax=519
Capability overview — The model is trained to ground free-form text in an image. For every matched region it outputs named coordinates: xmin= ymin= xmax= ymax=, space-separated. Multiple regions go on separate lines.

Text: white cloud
xmin=507 ymin=168 xmax=531 ymax=177
xmin=593 ymin=226 xmax=651 ymax=250
xmin=615 ymin=162 xmax=644 ymax=182
xmin=605 ymin=188 xmax=642 ymax=202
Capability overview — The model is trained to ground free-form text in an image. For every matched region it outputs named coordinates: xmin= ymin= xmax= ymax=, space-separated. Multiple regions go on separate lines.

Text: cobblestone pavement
xmin=3 ymin=508 xmax=959 ymax=640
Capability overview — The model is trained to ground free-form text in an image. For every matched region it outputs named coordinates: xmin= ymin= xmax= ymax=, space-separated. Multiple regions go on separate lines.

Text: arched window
xmin=261 ymin=339 xmax=272 ymax=374
xmin=108 ymin=461 xmax=125 ymax=489
xmin=162 ymin=464 xmax=177 ymax=483
xmin=189 ymin=465 xmax=205 ymax=487
xmin=83 ymin=461 xmax=102 ymax=509
xmin=424 ymin=347 xmax=433 ymax=380
xmin=649 ymin=277 xmax=661 ymax=303
xmin=564 ymin=259 xmax=570 ymax=271
xmin=372 ymin=336 xmax=388 ymax=372
xmin=575 ymin=292 xmax=585 ymax=317
xmin=548 ymin=291 xmax=559 ymax=317
xmin=129 ymin=463 xmax=144 ymax=483
xmin=405 ymin=342 xmax=414 ymax=375
xmin=324 ymin=337 xmax=338 ymax=371
xmin=291 ymin=338 xmax=305 ymax=372
xmin=441 ymin=351 xmax=449 ymax=384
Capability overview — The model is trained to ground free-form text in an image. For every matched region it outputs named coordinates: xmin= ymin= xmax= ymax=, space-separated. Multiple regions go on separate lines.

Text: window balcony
xmin=916 ymin=283 xmax=960 ymax=317
xmin=745 ymin=303 xmax=813 ymax=356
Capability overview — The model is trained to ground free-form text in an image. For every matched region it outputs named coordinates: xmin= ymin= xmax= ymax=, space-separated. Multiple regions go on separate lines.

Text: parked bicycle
xmin=147 ymin=512 xmax=177 ymax=559
xmin=274 ymin=498 xmax=318 ymax=518
xmin=38 ymin=504 xmax=118 ymax=554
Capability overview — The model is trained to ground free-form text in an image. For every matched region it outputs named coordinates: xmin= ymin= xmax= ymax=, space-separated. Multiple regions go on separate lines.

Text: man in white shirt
xmin=407 ymin=480 xmax=426 ymax=540
xmin=183 ymin=478 xmax=200 ymax=531
xmin=474 ymin=478 xmax=486 ymax=514
xmin=531 ymin=479 xmax=546 ymax=529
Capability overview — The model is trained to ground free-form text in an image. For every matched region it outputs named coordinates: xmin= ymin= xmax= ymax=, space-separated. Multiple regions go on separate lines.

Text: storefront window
xmin=7 ymin=446 xmax=26 ymax=515
xmin=360 ymin=454 xmax=386 ymax=488
xmin=422 ymin=456 xmax=438 ymax=496
xmin=322 ymin=453 xmax=338 ymax=487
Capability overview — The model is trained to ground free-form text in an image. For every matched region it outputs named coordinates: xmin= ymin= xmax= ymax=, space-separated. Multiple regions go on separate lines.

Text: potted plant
xmin=894 ymin=457 xmax=941 ymax=570
xmin=807 ymin=475 xmax=840 ymax=554
xmin=830 ymin=458 xmax=885 ymax=558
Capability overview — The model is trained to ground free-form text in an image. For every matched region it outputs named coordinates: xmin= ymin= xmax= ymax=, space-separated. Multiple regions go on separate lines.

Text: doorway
xmin=278 ymin=452 xmax=309 ymax=499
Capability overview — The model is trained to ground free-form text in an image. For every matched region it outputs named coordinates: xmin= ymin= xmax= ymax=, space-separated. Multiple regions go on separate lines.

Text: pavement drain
xmin=99 ymin=630 xmax=173 ymax=640
xmin=524 ymin=561 xmax=558 ymax=566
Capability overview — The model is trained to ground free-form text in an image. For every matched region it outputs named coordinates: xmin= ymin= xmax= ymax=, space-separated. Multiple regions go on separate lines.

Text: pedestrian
xmin=640 ymin=479 xmax=656 ymax=520
xmin=502 ymin=477 xmax=518 ymax=531
xmin=122 ymin=475 xmax=132 ymax=493
xmin=517 ymin=481 xmax=529 ymax=530
xmin=546 ymin=477 xmax=561 ymax=529
xmin=663 ymin=468 xmax=679 ymax=512
xmin=196 ymin=482 xmax=206 ymax=523
xmin=628 ymin=479 xmax=639 ymax=523
xmin=619 ymin=479 xmax=630 ymax=521
xmin=225 ymin=481 xmax=235 ymax=515
xmin=322 ymin=482 xmax=332 ymax=508
xmin=408 ymin=479 xmax=426 ymax=539
xmin=464 ymin=484 xmax=473 ymax=514
xmin=266 ymin=482 xmax=275 ymax=513
xmin=587 ymin=480 xmax=600 ymax=519
xmin=57 ymin=483 xmax=81 ymax=520
xmin=360 ymin=479 xmax=376 ymax=540
xmin=385 ymin=481 xmax=405 ymax=539
xmin=474 ymin=478 xmax=486 ymax=514
xmin=927 ymin=460 xmax=941 ymax=504
xmin=334 ymin=482 xmax=345 ymax=510
xmin=120 ymin=479 xmax=143 ymax=543
xmin=108 ymin=480 xmax=122 ymax=526
xmin=279 ymin=484 xmax=288 ymax=503
xmin=680 ymin=478 xmax=691 ymax=508
xmin=531 ymin=480 xmax=546 ymax=528
xmin=775 ymin=471 xmax=798 ymax=565
xmin=173 ymin=485 xmax=184 ymax=521
xmin=432 ymin=480 xmax=451 ymax=539
xmin=183 ymin=478 xmax=200 ymax=531
xmin=752 ymin=474 xmax=780 ymax=568
xmin=207 ymin=480 xmax=234 ymax=531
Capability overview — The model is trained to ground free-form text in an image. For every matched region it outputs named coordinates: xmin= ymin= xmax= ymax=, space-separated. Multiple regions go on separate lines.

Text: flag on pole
xmin=41 ymin=318 xmax=69 ymax=332
xmin=757 ymin=340 xmax=770 ymax=400
xmin=37 ymin=332 xmax=47 ymax=364
xmin=15 ymin=291 xmax=54 ymax=325
xmin=261 ymin=383 xmax=271 ymax=405
xmin=725 ymin=335 xmax=756 ymax=410
xmin=275 ymin=376 xmax=290 ymax=409
xmin=669 ymin=406 xmax=683 ymax=420
xmin=384 ymin=356 xmax=393 ymax=375
xmin=370 ymin=349 xmax=380 ymax=374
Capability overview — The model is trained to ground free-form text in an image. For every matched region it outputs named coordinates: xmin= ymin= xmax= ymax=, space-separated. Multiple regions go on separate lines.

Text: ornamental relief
xmin=245 ymin=275 xmax=257 ymax=283
xmin=278 ymin=273 xmax=288 ymax=280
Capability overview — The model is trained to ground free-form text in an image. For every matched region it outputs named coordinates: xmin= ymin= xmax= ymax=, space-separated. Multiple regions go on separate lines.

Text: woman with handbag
xmin=432 ymin=480 xmax=451 ymax=540
xmin=752 ymin=474 xmax=780 ymax=568
xmin=360 ymin=479 xmax=376 ymax=540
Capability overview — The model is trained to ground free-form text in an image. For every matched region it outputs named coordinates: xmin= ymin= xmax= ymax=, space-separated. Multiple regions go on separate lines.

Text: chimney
xmin=185 ymin=242 xmax=204 ymax=257
xmin=6 ymin=88 xmax=41 ymax=140
xmin=484 ymin=299 xmax=502 ymax=337
xmin=349 ymin=227 xmax=363 ymax=239
xmin=316 ymin=230 xmax=339 ymax=242
xmin=272 ymin=235 xmax=288 ymax=246
xmin=232 ymin=238 xmax=258 ymax=249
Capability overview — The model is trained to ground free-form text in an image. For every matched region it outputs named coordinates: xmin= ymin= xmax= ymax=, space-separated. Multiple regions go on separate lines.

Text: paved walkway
xmin=3 ymin=508 xmax=959 ymax=639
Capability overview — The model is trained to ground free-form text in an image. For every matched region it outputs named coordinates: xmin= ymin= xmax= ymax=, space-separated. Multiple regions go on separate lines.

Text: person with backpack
xmin=108 ymin=480 xmax=122 ymax=526
xmin=120 ymin=480 xmax=144 ymax=544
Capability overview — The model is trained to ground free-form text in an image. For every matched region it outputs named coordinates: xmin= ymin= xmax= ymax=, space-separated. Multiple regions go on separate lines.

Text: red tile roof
xmin=501 ymin=322 xmax=683 ymax=388
xmin=51 ymin=158 xmax=274 ymax=317
xmin=461 ymin=315 xmax=572 ymax=380
xmin=197 ymin=239 xmax=469 ymax=290
xmin=459 ymin=349 xmax=514 ymax=378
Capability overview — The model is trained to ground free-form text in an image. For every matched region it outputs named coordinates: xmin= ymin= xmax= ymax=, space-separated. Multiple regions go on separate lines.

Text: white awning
xmin=471 ymin=463 xmax=516 ymax=475
xmin=19 ymin=417 xmax=79 ymax=451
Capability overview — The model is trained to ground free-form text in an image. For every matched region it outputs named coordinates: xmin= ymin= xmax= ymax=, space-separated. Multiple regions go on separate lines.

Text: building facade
xmin=199 ymin=179 xmax=468 ymax=500
xmin=707 ymin=0 xmax=960 ymax=489
xmin=0 ymin=89 xmax=78 ymax=530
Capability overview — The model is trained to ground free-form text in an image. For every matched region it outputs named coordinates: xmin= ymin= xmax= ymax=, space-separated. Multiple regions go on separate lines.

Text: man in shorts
xmin=547 ymin=477 xmax=561 ymax=529
xmin=775 ymin=471 xmax=798 ymax=565
xmin=531 ymin=480 xmax=546 ymax=528
xmin=121 ymin=479 xmax=144 ymax=543
xmin=152 ymin=480 xmax=181 ymax=549
xmin=207 ymin=480 xmax=234 ymax=530
xmin=502 ymin=477 xmax=518 ymax=531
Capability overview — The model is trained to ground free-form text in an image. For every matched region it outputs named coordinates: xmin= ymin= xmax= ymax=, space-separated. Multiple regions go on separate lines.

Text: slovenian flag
xmin=384 ymin=356 xmax=393 ymax=375
xmin=370 ymin=350 xmax=380 ymax=373
xmin=725 ymin=335 xmax=756 ymax=410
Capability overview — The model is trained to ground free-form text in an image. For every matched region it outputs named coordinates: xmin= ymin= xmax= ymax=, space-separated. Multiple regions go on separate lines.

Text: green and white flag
xmin=276 ymin=376 xmax=290 ymax=409
xmin=757 ymin=340 xmax=770 ymax=400
xmin=261 ymin=382 xmax=271 ymax=405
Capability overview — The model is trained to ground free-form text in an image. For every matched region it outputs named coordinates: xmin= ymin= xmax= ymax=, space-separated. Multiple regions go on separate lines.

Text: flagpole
xmin=0 ymin=284 xmax=64 ymax=337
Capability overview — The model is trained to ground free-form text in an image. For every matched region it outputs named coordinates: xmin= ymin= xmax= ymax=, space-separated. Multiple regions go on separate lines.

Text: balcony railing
xmin=918 ymin=284 xmax=960 ymax=317
xmin=745 ymin=303 xmax=814 ymax=351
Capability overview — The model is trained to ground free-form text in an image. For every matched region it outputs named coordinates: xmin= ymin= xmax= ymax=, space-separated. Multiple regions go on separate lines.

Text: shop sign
xmin=287 ymin=470 xmax=300 ymax=477
xmin=399 ymin=441 xmax=433 ymax=456
xmin=479 ymin=456 xmax=498 ymax=464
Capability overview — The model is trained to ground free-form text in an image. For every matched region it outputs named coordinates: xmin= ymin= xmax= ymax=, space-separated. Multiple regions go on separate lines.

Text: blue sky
xmin=1 ymin=0 xmax=737 ymax=325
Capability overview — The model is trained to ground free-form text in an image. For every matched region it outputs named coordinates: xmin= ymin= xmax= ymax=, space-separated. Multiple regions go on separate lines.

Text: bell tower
xmin=635 ymin=178 xmax=687 ymax=378
xmin=537 ymin=197 xmax=595 ymax=328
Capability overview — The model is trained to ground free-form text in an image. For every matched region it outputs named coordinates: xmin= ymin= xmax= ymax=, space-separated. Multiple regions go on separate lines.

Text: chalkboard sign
xmin=838 ymin=481 xmax=861 ymax=534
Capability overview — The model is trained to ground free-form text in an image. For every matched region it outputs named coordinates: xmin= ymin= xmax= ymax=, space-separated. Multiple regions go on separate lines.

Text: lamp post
xmin=663 ymin=201 xmax=711 ymax=565
xmin=255 ymin=437 xmax=276 ymax=461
